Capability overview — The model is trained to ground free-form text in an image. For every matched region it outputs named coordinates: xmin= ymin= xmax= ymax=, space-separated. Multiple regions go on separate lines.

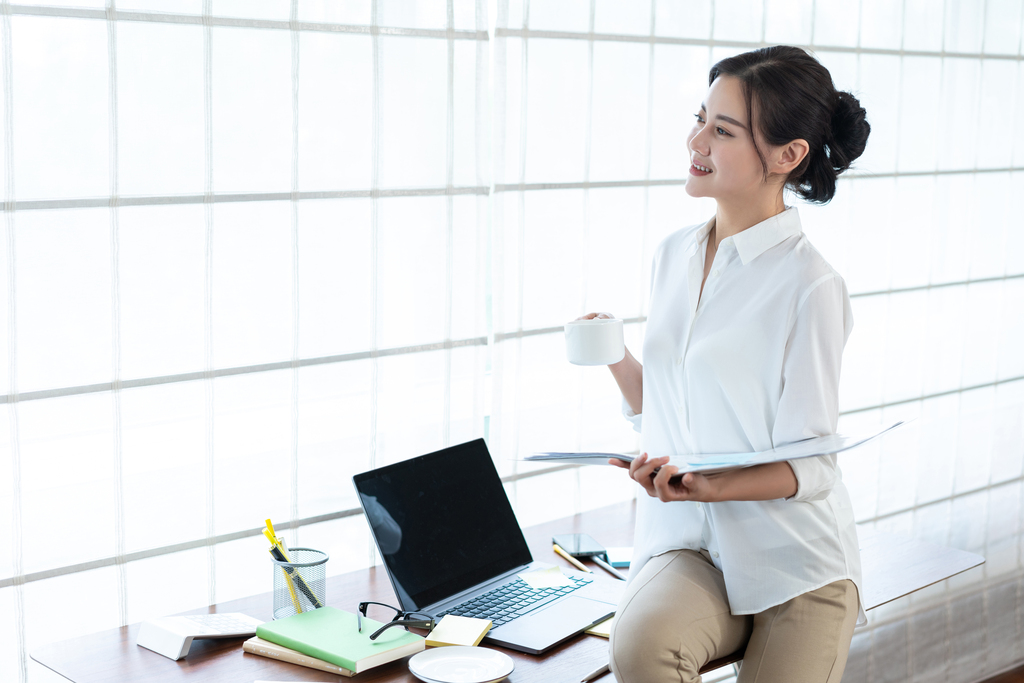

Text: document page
xmin=524 ymin=420 xmax=905 ymax=474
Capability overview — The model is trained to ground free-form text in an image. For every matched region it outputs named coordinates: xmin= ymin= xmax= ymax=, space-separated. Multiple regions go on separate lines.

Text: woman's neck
xmin=712 ymin=191 xmax=787 ymax=248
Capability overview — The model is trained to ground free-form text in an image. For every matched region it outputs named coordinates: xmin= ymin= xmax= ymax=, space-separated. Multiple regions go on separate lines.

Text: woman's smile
xmin=690 ymin=161 xmax=713 ymax=175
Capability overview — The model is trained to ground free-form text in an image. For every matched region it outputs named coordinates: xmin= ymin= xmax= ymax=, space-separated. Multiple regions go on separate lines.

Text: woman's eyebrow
xmin=700 ymin=102 xmax=748 ymax=130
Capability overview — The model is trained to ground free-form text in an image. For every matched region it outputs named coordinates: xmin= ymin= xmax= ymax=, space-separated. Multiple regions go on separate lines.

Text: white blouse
xmin=623 ymin=206 xmax=867 ymax=627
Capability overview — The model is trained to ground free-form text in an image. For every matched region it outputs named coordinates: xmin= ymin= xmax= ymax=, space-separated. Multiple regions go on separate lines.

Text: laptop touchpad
xmin=491 ymin=596 xmax=613 ymax=653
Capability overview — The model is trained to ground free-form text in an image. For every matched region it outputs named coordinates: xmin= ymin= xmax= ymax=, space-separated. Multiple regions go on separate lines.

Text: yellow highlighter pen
xmin=553 ymin=543 xmax=592 ymax=573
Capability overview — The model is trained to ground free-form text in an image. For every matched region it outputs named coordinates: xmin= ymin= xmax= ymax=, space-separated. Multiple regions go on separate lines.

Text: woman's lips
xmin=689 ymin=163 xmax=712 ymax=176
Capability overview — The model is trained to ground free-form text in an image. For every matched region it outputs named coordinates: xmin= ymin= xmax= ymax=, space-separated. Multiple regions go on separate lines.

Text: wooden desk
xmin=32 ymin=500 xmax=984 ymax=683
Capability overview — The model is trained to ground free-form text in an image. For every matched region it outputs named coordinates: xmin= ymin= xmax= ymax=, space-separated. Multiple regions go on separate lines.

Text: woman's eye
xmin=694 ymin=113 xmax=704 ymax=123
xmin=716 ymin=126 xmax=731 ymax=136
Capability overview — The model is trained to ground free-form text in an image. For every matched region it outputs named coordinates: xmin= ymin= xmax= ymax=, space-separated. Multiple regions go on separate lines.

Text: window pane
xmin=212 ymin=202 xmax=293 ymax=368
xmin=524 ymin=39 xmax=589 ymax=184
xmin=212 ymin=27 xmax=292 ymax=193
xmin=20 ymin=394 xmax=115 ymax=573
xmin=589 ymin=42 xmax=649 ymax=182
xmin=16 ymin=209 xmax=111 ymax=393
xmin=13 ymin=16 xmax=108 ymax=201
xmin=713 ymin=0 xmax=763 ymax=42
xmin=764 ymin=0 xmax=812 ymax=44
xmin=897 ymin=56 xmax=942 ymax=173
xmin=297 ymin=362 xmax=372 ymax=519
xmin=215 ymin=0 xmax=290 ymax=21
xmin=860 ymin=0 xmax=903 ymax=49
xmin=213 ymin=371 xmax=292 ymax=536
xmin=118 ymin=21 xmax=204 ymax=197
xmin=655 ymin=0 xmax=712 ymax=39
xmin=595 ymin=0 xmax=652 ymax=35
xmin=379 ymin=37 xmax=448 ymax=188
xmin=122 ymin=383 xmax=206 ymax=553
xmin=813 ymin=0 xmax=859 ymax=47
xmin=297 ymin=198 xmax=373 ymax=359
xmin=982 ymin=0 xmax=1023 ymax=55
xmin=378 ymin=196 xmax=447 ymax=348
xmin=298 ymin=32 xmax=373 ymax=192
xmin=119 ymin=205 xmax=206 ymax=380
xmin=298 ymin=0 xmax=371 ymax=24
xmin=529 ymin=0 xmax=590 ymax=32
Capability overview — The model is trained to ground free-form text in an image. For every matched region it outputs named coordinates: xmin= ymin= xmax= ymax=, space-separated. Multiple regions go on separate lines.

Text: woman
xmin=588 ymin=46 xmax=871 ymax=682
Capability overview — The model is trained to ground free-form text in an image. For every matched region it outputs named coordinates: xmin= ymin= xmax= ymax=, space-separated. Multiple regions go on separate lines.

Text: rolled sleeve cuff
xmin=622 ymin=396 xmax=642 ymax=433
xmin=785 ymin=455 xmax=837 ymax=502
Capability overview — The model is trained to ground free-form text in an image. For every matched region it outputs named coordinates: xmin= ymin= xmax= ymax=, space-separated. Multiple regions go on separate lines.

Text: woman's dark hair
xmin=709 ymin=45 xmax=870 ymax=204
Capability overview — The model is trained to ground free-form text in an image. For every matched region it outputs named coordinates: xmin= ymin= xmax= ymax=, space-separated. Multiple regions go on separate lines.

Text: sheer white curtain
xmin=1 ymin=1 xmax=1023 ymax=682
xmin=0 ymin=2 xmax=491 ymax=681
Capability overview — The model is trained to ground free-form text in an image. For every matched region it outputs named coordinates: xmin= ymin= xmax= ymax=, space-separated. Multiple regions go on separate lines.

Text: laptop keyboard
xmin=435 ymin=574 xmax=594 ymax=629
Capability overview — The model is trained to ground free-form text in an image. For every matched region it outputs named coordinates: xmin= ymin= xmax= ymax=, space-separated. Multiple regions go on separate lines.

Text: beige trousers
xmin=609 ymin=548 xmax=859 ymax=683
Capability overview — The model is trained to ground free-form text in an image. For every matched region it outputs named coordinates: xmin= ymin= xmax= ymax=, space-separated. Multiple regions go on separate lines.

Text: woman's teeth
xmin=693 ymin=163 xmax=712 ymax=173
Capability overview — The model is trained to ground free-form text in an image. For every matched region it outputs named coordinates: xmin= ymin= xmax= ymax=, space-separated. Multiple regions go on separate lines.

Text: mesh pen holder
xmin=271 ymin=547 xmax=329 ymax=619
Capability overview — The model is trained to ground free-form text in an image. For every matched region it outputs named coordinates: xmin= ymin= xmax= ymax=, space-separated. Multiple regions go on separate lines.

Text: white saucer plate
xmin=408 ymin=646 xmax=515 ymax=683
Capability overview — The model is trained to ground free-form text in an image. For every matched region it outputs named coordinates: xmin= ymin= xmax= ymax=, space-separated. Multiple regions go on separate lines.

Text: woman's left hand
xmin=611 ymin=455 xmax=722 ymax=503
xmin=650 ymin=464 xmax=721 ymax=503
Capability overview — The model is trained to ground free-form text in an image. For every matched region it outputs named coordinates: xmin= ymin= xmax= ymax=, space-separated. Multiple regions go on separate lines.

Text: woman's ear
xmin=771 ymin=139 xmax=810 ymax=176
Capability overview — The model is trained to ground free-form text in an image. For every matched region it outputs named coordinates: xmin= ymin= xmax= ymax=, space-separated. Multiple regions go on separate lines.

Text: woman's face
xmin=684 ymin=75 xmax=768 ymax=201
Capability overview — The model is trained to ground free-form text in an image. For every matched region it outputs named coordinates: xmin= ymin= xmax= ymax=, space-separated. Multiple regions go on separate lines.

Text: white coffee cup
xmin=564 ymin=317 xmax=625 ymax=366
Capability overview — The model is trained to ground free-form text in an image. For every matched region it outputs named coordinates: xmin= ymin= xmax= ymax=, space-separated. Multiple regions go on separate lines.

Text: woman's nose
xmin=688 ymin=127 xmax=710 ymax=156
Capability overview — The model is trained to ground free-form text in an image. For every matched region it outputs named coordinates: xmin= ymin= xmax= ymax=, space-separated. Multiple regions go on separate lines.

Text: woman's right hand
xmin=609 ymin=452 xmax=671 ymax=498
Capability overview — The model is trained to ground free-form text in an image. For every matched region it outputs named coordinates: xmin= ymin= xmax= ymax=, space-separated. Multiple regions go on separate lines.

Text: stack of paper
xmin=524 ymin=421 xmax=905 ymax=474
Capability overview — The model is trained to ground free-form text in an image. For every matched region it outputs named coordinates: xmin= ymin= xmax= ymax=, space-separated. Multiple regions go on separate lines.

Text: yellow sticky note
xmin=426 ymin=615 xmax=492 ymax=647
xmin=586 ymin=615 xmax=614 ymax=638
xmin=518 ymin=566 xmax=574 ymax=590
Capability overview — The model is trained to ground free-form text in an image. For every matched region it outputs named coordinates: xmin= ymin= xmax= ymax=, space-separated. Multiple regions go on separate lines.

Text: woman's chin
xmin=684 ymin=183 xmax=711 ymax=199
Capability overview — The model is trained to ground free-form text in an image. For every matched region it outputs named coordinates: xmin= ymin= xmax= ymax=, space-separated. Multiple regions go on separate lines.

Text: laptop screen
xmin=352 ymin=439 xmax=533 ymax=611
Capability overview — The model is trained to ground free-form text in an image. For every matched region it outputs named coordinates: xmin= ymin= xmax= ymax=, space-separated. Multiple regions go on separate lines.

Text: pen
xmin=268 ymin=542 xmax=325 ymax=609
xmin=553 ymin=543 xmax=592 ymax=573
xmin=581 ymin=662 xmax=610 ymax=682
xmin=264 ymin=519 xmax=325 ymax=610
xmin=592 ymin=554 xmax=627 ymax=581
xmin=264 ymin=528 xmax=303 ymax=613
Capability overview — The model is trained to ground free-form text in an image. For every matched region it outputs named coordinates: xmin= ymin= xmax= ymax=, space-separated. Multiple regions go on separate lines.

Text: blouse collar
xmin=694 ymin=206 xmax=803 ymax=266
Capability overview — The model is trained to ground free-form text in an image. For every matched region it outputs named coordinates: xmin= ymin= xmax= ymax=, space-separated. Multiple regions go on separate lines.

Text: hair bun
xmin=828 ymin=91 xmax=870 ymax=173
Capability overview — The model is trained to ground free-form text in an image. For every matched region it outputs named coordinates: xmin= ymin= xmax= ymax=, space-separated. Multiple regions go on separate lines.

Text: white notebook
xmin=524 ymin=420 xmax=905 ymax=474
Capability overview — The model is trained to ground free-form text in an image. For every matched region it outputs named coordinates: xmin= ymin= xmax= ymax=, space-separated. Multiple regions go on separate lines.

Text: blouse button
xmin=712 ymin=551 xmax=719 ymax=558
xmin=712 ymin=269 xmax=720 ymax=278
xmin=676 ymin=357 xmax=682 ymax=366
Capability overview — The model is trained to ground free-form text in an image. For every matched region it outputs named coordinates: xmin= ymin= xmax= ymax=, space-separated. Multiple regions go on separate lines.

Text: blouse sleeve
xmin=622 ymin=396 xmax=642 ymax=433
xmin=774 ymin=273 xmax=854 ymax=503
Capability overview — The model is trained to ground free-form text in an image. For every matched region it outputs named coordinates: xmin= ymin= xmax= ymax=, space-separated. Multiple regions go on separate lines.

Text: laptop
xmin=352 ymin=438 xmax=623 ymax=655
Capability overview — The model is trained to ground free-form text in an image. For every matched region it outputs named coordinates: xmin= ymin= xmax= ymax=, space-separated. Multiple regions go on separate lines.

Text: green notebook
xmin=255 ymin=606 xmax=425 ymax=673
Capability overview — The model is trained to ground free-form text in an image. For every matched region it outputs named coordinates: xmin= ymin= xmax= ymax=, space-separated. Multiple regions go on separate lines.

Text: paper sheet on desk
xmin=523 ymin=420 xmax=906 ymax=474
xmin=519 ymin=566 xmax=574 ymax=590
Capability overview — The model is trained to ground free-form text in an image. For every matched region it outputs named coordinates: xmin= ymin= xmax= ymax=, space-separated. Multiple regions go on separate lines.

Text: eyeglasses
xmin=357 ymin=601 xmax=435 ymax=641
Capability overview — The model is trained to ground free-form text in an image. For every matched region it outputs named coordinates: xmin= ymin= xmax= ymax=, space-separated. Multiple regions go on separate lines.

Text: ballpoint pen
xmin=265 ymin=519 xmax=325 ymax=610
xmin=592 ymin=554 xmax=627 ymax=581
xmin=581 ymin=662 xmax=610 ymax=682
xmin=553 ymin=543 xmax=592 ymax=573
xmin=264 ymin=527 xmax=303 ymax=613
